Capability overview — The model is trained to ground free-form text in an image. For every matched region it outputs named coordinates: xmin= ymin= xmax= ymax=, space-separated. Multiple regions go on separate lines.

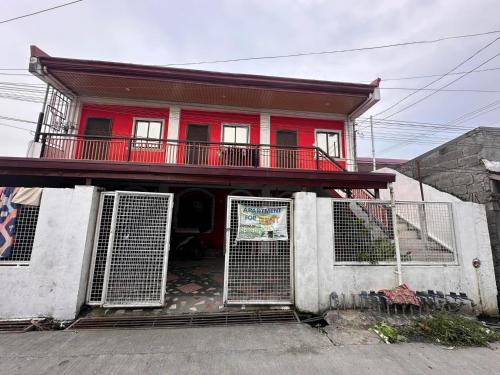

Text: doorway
xmin=82 ymin=117 xmax=112 ymax=160
xmin=165 ymin=188 xmax=225 ymax=313
xmin=185 ymin=124 xmax=209 ymax=164
xmin=276 ymin=130 xmax=297 ymax=168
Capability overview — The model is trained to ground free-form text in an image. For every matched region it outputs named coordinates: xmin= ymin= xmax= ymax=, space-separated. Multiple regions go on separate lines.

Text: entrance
xmin=276 ymin=130 xmax=297 ymax=168
xmin=185 ymin=124 xmax=209 ymax=164
xmin=87 ymin=191 xmax=174 ymax=307
xmin=86 ymin=190 xmax=294 ymax=312
xmin=164 ymin=188 xmax=225 ymax=313
xmin=224 ymin=196 xmax=294 ymax=305
xmin=82 ymin=117 xmax=112 ymax=160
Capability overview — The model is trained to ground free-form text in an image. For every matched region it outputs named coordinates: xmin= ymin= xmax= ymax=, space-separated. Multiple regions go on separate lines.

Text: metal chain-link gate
xmin=224 ymin=196 xmax=293 ymax=305
xmin=87 ymin=191 xmax=174 ymax=307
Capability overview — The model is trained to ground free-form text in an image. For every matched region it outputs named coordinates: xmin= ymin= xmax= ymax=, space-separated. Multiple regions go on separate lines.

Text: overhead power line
xmin=378 ymin=66 xmax=500 ymax=82
xmin=382 ymin=51 xmax=500 ymax=120
xmin=3 ymin=28 xmax=496 ymax=70
xmin=0 ymin=0 xmax=83 ymax=25
xmin=379 ymin=87 xmax=500 ymax=93
xmin=160 ymin=30 xmax=500 ymax=66
xmin=0 ymin=115 xmax=38 ymax=124
xmin=372 ymin=35 xmax=500 ymax=119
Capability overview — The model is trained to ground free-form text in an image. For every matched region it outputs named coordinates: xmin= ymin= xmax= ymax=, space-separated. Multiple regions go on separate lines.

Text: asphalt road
xmin=0 ymin=324 xmax=499 ymax=374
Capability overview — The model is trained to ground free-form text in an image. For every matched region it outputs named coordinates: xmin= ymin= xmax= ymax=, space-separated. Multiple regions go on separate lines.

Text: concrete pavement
xmin=0 ymin=324 xmax=499 ymax=374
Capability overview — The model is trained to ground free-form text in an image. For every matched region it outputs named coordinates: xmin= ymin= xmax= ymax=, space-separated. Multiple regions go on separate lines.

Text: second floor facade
xmin=29 ymin=46 xmax=382 ymax=174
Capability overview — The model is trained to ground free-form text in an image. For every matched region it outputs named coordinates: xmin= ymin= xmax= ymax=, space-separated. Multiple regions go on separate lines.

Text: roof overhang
xmin=0 ymin=157 xmax=395 ymax=189
xmin=29 ymin=46 xmax=380 ymax=116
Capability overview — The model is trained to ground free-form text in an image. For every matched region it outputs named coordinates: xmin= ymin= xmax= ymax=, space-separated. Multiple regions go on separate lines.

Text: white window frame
xmin=221 ymin=123 xmax=250 ymax=145
xmin=132 ymin=118 xmax=165 ymax=149
xmin=314 ymin=129 xmax=342 ymax=159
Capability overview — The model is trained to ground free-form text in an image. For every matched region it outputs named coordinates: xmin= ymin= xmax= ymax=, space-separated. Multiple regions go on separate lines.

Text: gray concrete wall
xmin=294 ymin=194 xmax=498 ymax=315
xmin=396 ymin=127 xmax=500 ymax=309
xmin=0 ymin=186 xmax=99 ymax=320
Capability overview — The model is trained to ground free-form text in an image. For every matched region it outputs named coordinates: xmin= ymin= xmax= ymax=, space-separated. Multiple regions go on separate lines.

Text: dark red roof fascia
xmin=31 ymin=46 xmax=379 ymax=97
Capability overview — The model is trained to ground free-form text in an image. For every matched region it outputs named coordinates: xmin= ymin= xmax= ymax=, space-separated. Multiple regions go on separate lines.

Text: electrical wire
xmin=0 ymin=0 xmax=83 ymax=25
xmin=372 ymin=35 xmax=500 ymax=119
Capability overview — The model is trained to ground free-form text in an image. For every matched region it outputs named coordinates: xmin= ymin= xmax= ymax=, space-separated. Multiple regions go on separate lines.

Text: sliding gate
xmin=87 ymin=191 xmax=174 ymax=307
xmin=224 ymin=196 xmax=294 ymax=305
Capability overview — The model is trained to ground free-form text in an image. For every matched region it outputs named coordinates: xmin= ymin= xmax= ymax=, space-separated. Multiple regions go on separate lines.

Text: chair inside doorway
xmin=166 ymin=188 xmax=224 ymax=313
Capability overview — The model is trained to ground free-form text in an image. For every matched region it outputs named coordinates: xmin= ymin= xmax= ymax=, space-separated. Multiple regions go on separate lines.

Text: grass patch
xmin=370 ymin=312 xmax=500 ymax=347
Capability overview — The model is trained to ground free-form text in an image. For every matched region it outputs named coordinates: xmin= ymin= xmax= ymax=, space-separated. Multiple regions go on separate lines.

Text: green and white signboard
xmin=236 ymin=204 xmax=288 ymax=241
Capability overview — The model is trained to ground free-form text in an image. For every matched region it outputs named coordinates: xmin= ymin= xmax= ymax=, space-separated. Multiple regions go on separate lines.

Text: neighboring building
xmin=0 ymin=47 xmax=497 ymax=320
xmin=357 ymin=157 xmax=407 ymax=173
xmin=397 ymin=127 xmax=500 ymax=303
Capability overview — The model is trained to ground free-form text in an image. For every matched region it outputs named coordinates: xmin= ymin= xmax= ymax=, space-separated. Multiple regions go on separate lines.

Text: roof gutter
xmin=348 ymin=86 xmax=381 ymax=120
xmin=347 ymin=78 xmax=381 ymax=120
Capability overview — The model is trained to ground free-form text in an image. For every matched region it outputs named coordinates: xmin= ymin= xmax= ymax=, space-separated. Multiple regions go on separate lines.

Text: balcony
xmin=39 ymin=133 xmax=346 ymax=172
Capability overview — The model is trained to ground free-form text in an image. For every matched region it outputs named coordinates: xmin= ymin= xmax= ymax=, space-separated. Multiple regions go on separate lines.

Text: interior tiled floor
xmin=163 ymin=258 xmax=225 ymax=314
xmin=84 ymin=257 xmax=226 ymax=318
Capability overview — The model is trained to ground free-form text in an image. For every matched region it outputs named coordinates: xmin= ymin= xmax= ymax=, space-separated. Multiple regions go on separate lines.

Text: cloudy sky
xmin=1 ymin=0 xmax=499 ymax=159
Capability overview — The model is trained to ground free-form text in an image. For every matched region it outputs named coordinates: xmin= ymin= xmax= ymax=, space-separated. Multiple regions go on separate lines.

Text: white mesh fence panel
xmin=332 ymin=199 xmax=457 ymax=264
xmin=103 ymin=192 xmax=173 ymax=307
xmin=395 ymin=202 xmax=456 ymax=263
xmin=332 ymin=199 xmax=396 ymax=263
xmin=224 ymin=197 xmax=293 ymax=304
xmin=87 ymin=193 xmax=115 ymax=305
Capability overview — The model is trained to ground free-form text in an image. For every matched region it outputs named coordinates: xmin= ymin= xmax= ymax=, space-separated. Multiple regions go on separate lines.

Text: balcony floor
xmin=0 ymin=157 xmax=395 ymax=189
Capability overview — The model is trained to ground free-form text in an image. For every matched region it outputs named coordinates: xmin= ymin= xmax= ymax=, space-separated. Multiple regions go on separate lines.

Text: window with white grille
xmin=222 ymin=124 xmax=249 ymax=144
xmin=316 ymin=130 xmax=340 ymax=158
xmin=133 ymin=119 xmax=164 ymax=148
xmin=0 ymin=205 xmax=40 ymax=264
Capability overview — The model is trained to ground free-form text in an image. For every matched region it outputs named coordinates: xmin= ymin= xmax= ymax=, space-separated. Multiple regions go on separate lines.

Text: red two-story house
xmin=0 ymin=47 xmax=395 ymax=313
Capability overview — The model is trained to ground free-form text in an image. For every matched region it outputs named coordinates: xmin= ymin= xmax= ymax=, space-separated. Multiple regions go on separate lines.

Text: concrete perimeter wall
xmin=0 ymin=186 xmax=99 ymax=320
xmin=293 ymin=192 xmax=498 ymax=315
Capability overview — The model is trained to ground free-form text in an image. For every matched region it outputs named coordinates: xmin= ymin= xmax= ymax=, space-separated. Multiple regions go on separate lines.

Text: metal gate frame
xmin=86 ymin=192 xmax=115 ymax=305
xmin=86 ymin=191 xmax=174 ymax=307
xmin=223 ymin=196 xmax=294 ymax=305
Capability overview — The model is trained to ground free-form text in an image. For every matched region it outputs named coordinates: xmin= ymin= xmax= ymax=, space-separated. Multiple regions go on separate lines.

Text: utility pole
xmin=370 ymin=115 xmax=376 ymax=171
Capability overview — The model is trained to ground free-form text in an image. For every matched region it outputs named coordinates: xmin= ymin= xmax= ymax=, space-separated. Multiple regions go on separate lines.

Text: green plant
xmin=369 ymin=322 xmax=407 ymax=344
xmin=414 ymin=312 xmax=500 ymax=347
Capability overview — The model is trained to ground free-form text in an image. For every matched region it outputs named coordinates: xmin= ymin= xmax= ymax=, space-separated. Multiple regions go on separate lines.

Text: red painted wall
xmin=179 ymin=110 xmax=260 ymax=144
xmin=79 ymin=104 xmax=170 ymax=138
xmin=77 ymin=105 xmax=346 ymax=169
xmin=270 ymin=115 xmax=346 ymax=169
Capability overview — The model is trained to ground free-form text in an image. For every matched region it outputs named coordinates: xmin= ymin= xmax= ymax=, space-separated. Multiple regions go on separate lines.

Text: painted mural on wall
xmin=236 ymin=205 xmax=288 ymax=241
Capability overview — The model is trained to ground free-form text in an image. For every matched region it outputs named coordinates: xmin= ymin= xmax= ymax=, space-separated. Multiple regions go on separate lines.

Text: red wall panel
xmin=270 ymin=115 xmax=346 ymax=169
xmin=179 ymin=110 xmax=260 ymax=144
xmin=79 ymin=104 xmax=170 ymax=138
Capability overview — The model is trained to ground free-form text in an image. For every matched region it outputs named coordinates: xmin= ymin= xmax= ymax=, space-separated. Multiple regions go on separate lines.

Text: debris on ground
xmin=369 ymin=322 xmax=407 ymax=344
xmin=405 ymin=312 xmax=500 ymax=347
xmin=324 ymin=309 xmax=500 ymax=347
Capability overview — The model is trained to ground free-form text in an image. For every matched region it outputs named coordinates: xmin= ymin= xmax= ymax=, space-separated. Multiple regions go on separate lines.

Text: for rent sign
xmin=236 ymin=205 xmax=288 ymax=241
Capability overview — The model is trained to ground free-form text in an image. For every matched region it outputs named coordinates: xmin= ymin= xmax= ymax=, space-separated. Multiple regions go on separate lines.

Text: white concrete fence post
xmin=293 ymin=192 xmax=320 ymax=313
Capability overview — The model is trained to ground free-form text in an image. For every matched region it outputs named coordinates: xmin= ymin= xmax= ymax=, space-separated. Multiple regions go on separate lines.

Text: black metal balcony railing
xmin=39 ymin=133 xmax=346 ymax=172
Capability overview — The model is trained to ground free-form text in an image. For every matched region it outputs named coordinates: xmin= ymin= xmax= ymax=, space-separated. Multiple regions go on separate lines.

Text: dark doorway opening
xmin=185 ymin=124 xmax=209 ymax=165
xmin=166 ymin=188 xmax=224 ymax=313
xmin=82 ymin=117 xmax=112 ymax=160
xmin=276 ymin=130 xmax=298 ymax=168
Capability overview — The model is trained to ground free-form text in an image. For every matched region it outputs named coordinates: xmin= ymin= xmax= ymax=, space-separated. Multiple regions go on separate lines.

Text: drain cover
xmin=67 ymin=310 xmax=299 ymax=330
xmin=0 ymin=320 xmax=35 ymax=333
